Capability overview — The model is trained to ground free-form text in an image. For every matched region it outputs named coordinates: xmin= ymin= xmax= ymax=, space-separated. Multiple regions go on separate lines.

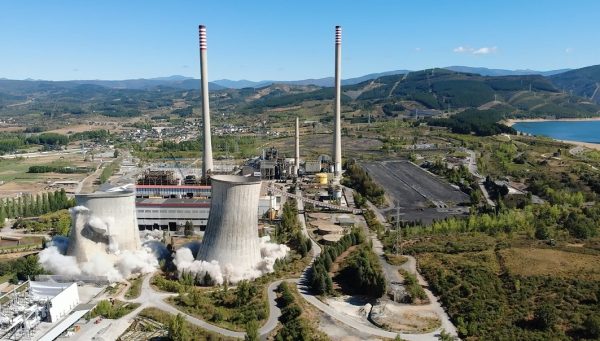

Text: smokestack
xmin=333 ymin=26 xmax=342 ymax=178
xmin=295 ymin=117 xmax=300 ymax=177
xmin=199 ymin=25 xmax=213 ymax=177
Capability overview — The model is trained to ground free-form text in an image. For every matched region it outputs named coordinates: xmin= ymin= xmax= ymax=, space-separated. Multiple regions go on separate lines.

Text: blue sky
xmin=0 ymin=0 xmax=598 ymax=81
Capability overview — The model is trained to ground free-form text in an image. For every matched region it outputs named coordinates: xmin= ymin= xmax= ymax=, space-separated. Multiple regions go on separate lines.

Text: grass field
xmin=413 ymin=234 xmax=600 ymax=340
xmin=0 ymin=153 xmax=97 ymax=196
xmin=136 ymin=307 xmax=237 ymax=341
xmin=124 ymin=275 xmax=144 ymax=300
xmin=499 ymin=248 xmax=600 ymax=281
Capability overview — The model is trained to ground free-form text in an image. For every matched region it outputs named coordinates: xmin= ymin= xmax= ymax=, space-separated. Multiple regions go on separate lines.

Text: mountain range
xmin=0 ymin=66 xmax=575 ymax=91
xmin=1 ymin=65 xmax=599 ymax=119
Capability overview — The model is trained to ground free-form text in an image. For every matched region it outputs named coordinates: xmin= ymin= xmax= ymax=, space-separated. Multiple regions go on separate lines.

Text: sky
xmin=0 ymin=0 xmax=599 ymax=81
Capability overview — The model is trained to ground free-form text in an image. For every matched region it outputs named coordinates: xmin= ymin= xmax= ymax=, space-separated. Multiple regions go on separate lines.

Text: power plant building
xmin=0 ymin=280 xmax=82 ymax=340
xmin=134 ymin=184 xmax=279 ymax=231
xmin=136 ymin=198 xmax=210 ymax=230
xmin=135 ymin=185 xmax=211 ymax=199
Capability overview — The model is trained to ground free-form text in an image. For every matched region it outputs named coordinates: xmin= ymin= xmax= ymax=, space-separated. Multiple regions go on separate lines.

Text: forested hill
xmin=550 ymin=65 xmax=600 ymax=104
xmin=236 ymin=67 xmax=600 ymax=119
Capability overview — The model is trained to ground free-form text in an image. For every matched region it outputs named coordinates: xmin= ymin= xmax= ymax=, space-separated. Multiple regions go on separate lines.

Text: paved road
xmin=76 ymin=163 xmax=104 ymax=194
xmin=462 ymin=148 xmax=496 ymax=208
xmin=258 ymin=280 xmax=283 ymax=338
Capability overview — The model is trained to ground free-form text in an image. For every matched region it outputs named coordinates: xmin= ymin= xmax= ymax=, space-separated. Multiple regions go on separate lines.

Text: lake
xmin=512 ymin=120 xmax=600 ymax=143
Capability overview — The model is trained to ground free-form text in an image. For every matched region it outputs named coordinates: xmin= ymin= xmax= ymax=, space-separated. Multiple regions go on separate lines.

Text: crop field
xmin=0 ymin=153 xmax=97 ymax=196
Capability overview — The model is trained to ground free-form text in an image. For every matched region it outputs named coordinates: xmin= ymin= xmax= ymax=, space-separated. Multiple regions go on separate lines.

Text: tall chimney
xmin=333 ymin=26 xmax=342 ymax=178
xmin=295 ymin=117 xmax=300 ymax=177
xmin=199 ymin=25 xmax=213 ymax=178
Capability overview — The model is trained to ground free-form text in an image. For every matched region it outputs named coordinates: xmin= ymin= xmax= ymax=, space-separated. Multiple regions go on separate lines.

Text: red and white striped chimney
xmin=333 ymin=26 xmax=342 ymax=179
xmin=199 ymin=25 xmax=213 ymax=177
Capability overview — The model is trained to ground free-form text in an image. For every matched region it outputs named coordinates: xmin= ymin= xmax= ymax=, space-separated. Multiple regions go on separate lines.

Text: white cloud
xmin=453 ymin=46 xmax=498 ymax=55
xmin=565 ymin=47 xmax=574 ymax=54
xmin=453 ymin=46 xmax=473 ymax=53
xmin=414 ymin=47 xmax=422 ymax=52
xmin=473 ymin=46 xmax=498 ymax=55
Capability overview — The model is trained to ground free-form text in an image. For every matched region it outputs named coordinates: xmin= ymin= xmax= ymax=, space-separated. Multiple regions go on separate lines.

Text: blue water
xmin=512 ymin=121 xmax=600 ymax=143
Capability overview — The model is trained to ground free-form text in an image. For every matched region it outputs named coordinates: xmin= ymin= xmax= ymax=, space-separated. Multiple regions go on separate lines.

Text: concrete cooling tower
xmin=196 ymin=175 xmax=262 ymax=272
xmin=67 ymin=188 xmax=141 ymax=263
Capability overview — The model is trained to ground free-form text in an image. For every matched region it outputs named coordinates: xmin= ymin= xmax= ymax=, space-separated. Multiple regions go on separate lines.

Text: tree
xmin=184 ymin=221 xmax=194 ymax=237
xmin=534 ymin=224 xmax=550 ymax=240
xmin=202 ymin=271 xmax=212 ymax=286
xmin=235 ymin=280 xmax=256 ymax=307
xmin=584 ymin=314 xmax=600 ymax=339
xmin=12 ymin=255 xmax=45 ymax=281
xmin=244 ymin=320 xmax=259 ymax=341
xmin=16 ymin=196 xmax=22 ymax=217
xmin=439 ymin=330 xmax=458 ymax=341
xmin=22 ymin=195 xmax=30 ymax=217
xmin=534 ymin=304 xmax=557 ymax=331
xmin=48 ymin=191 xmax=56 ymax=212
xmin=40 ymin=192 xmax=50 ymax=214
xmin=0 ymin=200 xmax=5 ymax=224
xmin=34 ymin=194 xmax=42 ymax=216
xmin=168 ymin=313 xmax=190 ymax=341
xmin=55 ymin=211 xmax=71 ymax=236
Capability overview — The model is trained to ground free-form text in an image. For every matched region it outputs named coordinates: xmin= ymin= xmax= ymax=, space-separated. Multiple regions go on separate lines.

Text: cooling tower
xmin=199 ymin=24 xmax=214 ymax=177
xmin=67 ymin=188 xmax=141 ymax=263
xmin=196 ymin=175 xmax=262 ymax=272
xmin=333 ymin=26 xmax=342 ymax=178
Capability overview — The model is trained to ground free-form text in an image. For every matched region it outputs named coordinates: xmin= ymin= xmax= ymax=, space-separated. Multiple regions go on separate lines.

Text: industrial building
xmin=134 ymin=184 xmax=279 ymax=231
xmin=136 ymin=198 xmax=210 ymax=230
xmin=0 ymin=281 xmax=80 ymax=340
xmin=135 ymin=184 xmax=211 ymax=199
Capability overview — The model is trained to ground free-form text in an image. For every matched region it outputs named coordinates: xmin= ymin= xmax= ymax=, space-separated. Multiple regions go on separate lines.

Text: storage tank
xmin=334 ymin=188 xmax=343 ymax=199
xmin=315 ymin=173 xmax=328 ymax=185
xmin=67 ymin=188 xmax=141 ymax=263
xmin=196 ymin=175 xmax=262 ymax=273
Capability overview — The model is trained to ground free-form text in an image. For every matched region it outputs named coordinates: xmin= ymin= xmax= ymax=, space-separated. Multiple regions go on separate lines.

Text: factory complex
xmin=16 ymin=23 xmax=357 ymax=341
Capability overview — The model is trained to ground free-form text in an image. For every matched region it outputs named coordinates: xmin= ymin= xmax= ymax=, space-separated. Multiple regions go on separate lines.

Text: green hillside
xmin=550 ymin=65 xmax=600 ymax=104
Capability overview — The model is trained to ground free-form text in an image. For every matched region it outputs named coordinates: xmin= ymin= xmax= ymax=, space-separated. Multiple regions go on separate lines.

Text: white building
xmin=29 ymin=281 xmax=80 ymax=322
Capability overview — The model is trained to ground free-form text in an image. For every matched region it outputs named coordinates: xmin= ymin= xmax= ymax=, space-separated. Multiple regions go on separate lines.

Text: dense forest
xmin=427 ymin=108 xmax=516 ymax=136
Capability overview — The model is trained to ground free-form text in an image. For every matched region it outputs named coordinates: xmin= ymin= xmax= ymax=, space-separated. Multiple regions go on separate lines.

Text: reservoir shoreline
xmin=503 ymin=117 xmax=600 ymax=127
xmin=506 ymin=118 xmax=600 ymax=151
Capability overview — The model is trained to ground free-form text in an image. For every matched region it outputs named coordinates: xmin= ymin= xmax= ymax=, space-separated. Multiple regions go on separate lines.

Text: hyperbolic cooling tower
xmin=196 ymin=175 xmax=262 ymax=271
xmin=67 ymin=188 xmax=141 ymax=263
